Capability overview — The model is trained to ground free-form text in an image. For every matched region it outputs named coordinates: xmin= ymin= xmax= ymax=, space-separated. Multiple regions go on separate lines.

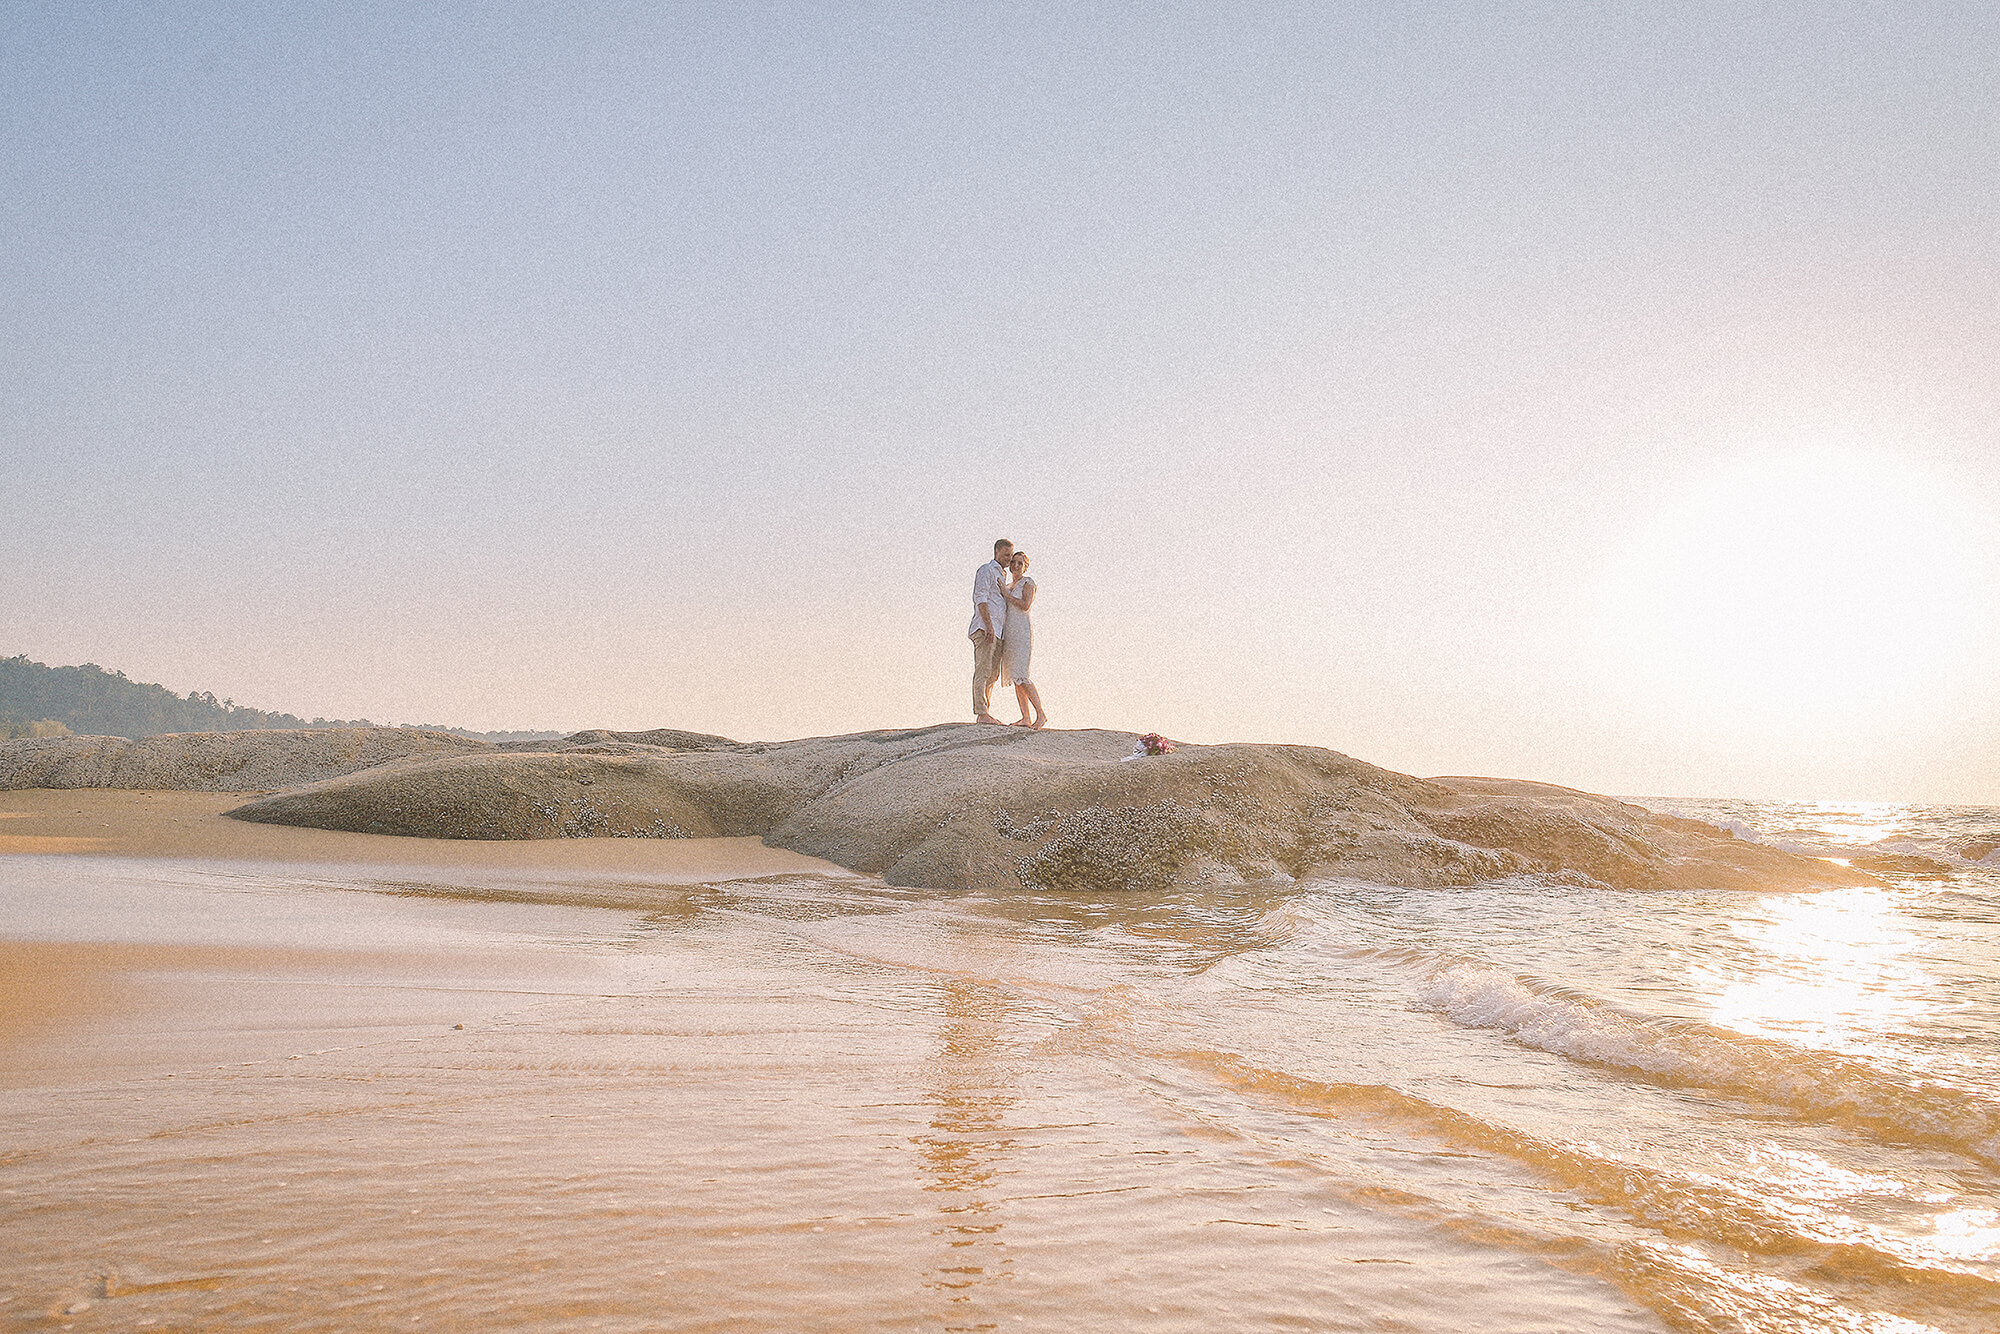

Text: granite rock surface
xmin=206 ymin=724 xmax=1873 ymax=894
xmin=0 ymin=727 xmax=486 ymax=793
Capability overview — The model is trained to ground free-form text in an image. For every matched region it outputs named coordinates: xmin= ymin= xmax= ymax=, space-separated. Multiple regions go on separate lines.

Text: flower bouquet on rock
xmin=1122 ymin=732 xmax=1177 ymax=761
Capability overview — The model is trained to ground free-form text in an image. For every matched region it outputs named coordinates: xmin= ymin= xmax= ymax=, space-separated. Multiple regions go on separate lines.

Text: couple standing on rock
xmin=969 ymin=537 xmax=1049 ymax=729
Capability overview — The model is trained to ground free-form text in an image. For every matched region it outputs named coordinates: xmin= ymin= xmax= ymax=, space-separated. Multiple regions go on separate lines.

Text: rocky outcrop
xmin=2 ymin=722 xmax=1878 ymax=893
xmin=227 ymin=748 xmax=796 ymax=841
xmin=1413 ymin=776 xmax=1859 ymax=893
xmin=0 ymin=727 xmax=488 ymax=792
xmin=1850 ymin=851 xmax=1959 ymax=879
xmin=216 ymin=724 xmax=1873 ymax=895
xmin=493 ymin=727 xmax=738 ymax=754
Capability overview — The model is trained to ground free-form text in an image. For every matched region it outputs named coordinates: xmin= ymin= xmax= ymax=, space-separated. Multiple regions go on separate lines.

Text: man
xmin=969 ymin=537 xmax=1013 ymax=724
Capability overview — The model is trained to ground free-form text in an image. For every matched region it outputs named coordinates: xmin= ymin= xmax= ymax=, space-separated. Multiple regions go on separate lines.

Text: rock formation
xmin=0 ymin=727 xmax=485 ymax=792
xmin=1850 ymin=851 xmax=1959 ymax=879
xmin=3 ymin=723 xmax=1877 ymax=894
xmin=223 ymin=725 xmax=1873 ymax=894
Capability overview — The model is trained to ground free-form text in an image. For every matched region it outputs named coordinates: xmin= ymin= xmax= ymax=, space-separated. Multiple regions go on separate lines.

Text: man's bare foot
xmin=974 ymin=714 xmax=1003 ymax=725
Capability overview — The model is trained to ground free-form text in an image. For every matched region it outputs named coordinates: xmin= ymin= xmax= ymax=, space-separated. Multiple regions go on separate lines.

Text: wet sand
xmin=0 ymin=787 xmax=840 ymax=876
xmin=0 ymin=853 xmax=1668 ymax=1333
xmin=0 ymin=786 xmax=848 ymax=1089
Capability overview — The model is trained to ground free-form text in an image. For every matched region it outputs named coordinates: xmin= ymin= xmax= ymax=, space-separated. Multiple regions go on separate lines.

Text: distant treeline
xmin=0 ymin=656 xmax=559 ymax=743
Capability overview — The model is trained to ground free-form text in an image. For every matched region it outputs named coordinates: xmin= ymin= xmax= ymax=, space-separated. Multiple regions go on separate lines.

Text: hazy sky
xmin=6 ymin=3 xmax=1997 ymax=802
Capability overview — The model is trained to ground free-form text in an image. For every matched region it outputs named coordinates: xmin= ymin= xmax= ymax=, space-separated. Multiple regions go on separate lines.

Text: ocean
xmin=3 ymin=797 xmax=1997 ymax=1332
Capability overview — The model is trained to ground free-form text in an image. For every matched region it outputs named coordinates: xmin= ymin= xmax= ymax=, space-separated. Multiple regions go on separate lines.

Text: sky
xmin=4 ymin=2 xmax=1997 ymax=802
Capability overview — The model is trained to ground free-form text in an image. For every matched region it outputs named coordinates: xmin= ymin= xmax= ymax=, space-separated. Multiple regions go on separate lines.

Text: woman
xmin=998 ymin=551 xmax=1048 ymax=729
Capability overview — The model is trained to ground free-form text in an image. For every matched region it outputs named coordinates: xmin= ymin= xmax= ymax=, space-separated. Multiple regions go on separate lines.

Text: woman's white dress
xmin=1000 ymin=576 xmax=1035 ymax=687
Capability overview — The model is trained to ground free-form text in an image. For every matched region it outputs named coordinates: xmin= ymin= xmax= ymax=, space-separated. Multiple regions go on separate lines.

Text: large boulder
xmin=1417 ymin=777 xmax=1878 ymax=893
xmin=228 ymin=748 xmax=794 ymax=840
xmin=494 ymin=727 xmax=738 ymax=754
xmin=1849 ymin=851 xmax=1959 ymax=879
xmin=222 ymin=724 xmax=1875 ymax=895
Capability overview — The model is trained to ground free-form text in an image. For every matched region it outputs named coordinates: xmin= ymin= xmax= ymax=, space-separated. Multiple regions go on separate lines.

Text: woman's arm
xmin=1007 ymin=578 xmax=1037 ymax=611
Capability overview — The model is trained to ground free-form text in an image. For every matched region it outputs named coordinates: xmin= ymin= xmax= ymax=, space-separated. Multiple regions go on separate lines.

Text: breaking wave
xmin=1412 ymin=961 xmax=2000 ymax=1168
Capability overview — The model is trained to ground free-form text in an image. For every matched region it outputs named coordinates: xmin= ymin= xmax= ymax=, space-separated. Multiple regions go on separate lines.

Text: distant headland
xmin=0 ymin=654 xmax=559 ymax=744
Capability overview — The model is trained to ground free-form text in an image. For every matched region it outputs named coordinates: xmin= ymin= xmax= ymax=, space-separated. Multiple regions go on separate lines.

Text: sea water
xmin=2 ymin=799 xmax=1997 ymax=1332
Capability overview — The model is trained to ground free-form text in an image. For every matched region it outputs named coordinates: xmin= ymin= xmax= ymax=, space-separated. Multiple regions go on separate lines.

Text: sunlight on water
xmin=1702 ymin=886 xmax=1933 ymax=1049
xmin=1802 ymin=805 xmax=1912 ymax=847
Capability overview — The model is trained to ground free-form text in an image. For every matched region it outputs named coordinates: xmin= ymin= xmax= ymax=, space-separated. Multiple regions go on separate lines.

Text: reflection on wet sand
xmin=916 ymin=976 xmax=1019 ymax=1330
xmin=0 ymin=940 xmax=127 ymax=1046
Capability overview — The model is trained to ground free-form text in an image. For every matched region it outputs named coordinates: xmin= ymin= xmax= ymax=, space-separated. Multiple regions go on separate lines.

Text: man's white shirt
xmin=969 ymin=560 xmax=1008 ymax=639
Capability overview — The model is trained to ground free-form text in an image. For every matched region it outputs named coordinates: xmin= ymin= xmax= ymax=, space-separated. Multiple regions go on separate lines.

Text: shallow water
xmin=3 ymin=798 xmax=1998 ymax=1332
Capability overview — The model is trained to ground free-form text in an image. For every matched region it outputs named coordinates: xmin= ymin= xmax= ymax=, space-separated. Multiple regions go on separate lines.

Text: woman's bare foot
xmin=1030 ymin=716 xmax=1049 ymax=730
xmin=1010 ymin=717 xmax=1032 ymax=726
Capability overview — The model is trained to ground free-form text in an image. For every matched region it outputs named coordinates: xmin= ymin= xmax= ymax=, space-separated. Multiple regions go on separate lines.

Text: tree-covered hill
xmin=0 ymin=655 xmax=365 ymax=738
xmin=0 ymin=655 xmax=565 ymax=742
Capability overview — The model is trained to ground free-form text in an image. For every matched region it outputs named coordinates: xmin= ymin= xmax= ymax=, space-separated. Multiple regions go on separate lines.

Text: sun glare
xmin=1700 ymin=885 xmax=1932 ymax=1051
xmin=1598 ymin=443 xmax=1992 ymax=721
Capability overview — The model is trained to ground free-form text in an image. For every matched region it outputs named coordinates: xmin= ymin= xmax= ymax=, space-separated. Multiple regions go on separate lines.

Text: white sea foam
xmin=1412 ymin=961 xmax=2000 ymax=1169
xmin=1415 ymin=965 xmax=1691 ymax=1076
xmin=1712 ymin=817 xmax=1767 ymax=844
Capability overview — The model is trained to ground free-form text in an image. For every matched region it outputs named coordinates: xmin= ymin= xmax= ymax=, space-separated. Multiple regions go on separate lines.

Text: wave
xmin=1412 ymin=961 xmax=2000 ymax=1169
xmin=1178 ymin=1049 xmax=2000 ymax=1328
xmin=1710 ymin=816 xmax=1772 ymax=844
xmin=1716 ymin=823 xmax=1855 ymax=859
xmin=1253 ymin=896 xmax=2000 ymax=1168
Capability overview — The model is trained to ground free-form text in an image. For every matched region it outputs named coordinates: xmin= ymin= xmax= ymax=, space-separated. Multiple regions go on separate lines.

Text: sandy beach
xmin=0 ymin=787 xmax=840 ymax=876
xmin=4 ymin=788 xmax=1998 ymax=1330
xmin=0 ymin=786 xmax=846 ymax=1091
